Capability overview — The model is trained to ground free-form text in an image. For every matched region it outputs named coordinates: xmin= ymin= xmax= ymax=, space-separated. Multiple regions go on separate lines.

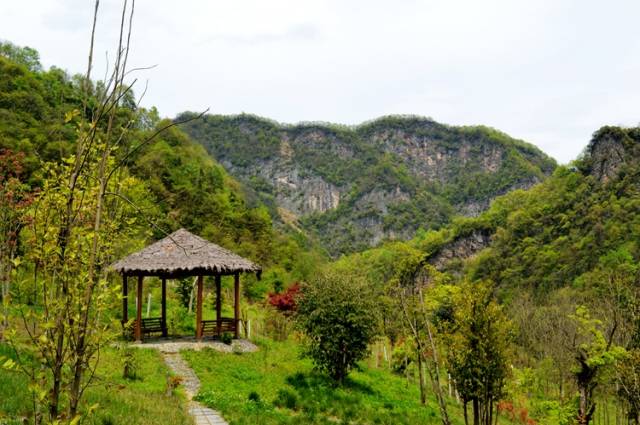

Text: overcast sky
xmin=2 ymin=0 xmax=640 ymax=163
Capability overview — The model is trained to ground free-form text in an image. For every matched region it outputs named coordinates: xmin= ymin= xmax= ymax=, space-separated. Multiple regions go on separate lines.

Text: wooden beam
xmin=161 ymin=278 xmax=167 ymax=337
xmin=196 ymin=275 xmax=203 ymax=340
xmin=234 ymin=272 xmax=240 ymax=339
xmin=135 ymin=276 xmax=143 ymax=342
xmin=216 ymin=274 xmax=222 ymax=337
xmin=122 ymin=274 xmax=128 ymax=325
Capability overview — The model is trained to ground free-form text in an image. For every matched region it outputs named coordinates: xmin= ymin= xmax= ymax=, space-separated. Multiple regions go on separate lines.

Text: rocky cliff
xmin=583 ymin=126 xmax=640 ymax=182
xmin=178 ymin=113 xmax=556 ymax=256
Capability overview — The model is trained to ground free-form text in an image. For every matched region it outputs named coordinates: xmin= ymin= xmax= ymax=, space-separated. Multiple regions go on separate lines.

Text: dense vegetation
xmin=1 ymin=28 xmax=640 ymax=425
xmin=177 ymin=112 xmax=556 ymax=256
xmin=326 ymin=126 xmax=640 ymax=424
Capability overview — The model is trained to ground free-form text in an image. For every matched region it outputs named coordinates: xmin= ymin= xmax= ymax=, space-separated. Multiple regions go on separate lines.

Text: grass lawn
xmin=182 ymin=338 xmax=467 ymax=425
xmin=0 ymin=343 xmax=193 ymax=425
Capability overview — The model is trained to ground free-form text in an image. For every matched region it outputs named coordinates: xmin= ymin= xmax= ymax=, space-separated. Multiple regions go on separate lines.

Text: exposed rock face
xmin=370 ymin=129 xmax=505 ymax=182
xmin=273 ymin=168 xmax=340 ymax=215
xmin=179 ymin=114 xmax=556 ymax=255
xmin=586 ymin=127 xmax=638 ymax=182
xmin=427 ymin=229 xmax=493 ymax=271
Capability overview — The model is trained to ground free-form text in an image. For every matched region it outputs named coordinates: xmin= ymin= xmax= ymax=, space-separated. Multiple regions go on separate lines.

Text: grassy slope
xmin=0 ymin=344 xmax=192 ymax=425
xmin=183 ymin=339 xmax=467 ymax=425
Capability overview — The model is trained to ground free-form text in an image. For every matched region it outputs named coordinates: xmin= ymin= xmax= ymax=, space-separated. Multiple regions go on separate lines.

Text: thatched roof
xmin=111 ymin=228 xmax=261 ymax=277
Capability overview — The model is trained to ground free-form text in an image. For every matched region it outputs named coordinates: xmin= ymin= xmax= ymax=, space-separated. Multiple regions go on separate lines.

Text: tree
xmin=296 ymin=271 xmax=378 ymax=383
xmin=6 ymin=1 xmax=162 ymax=421
xmin=569 ymin=306 xmax=626 ymax=425
xmin=616 ymin=349 xmax=640 ymax=424
xmin=0 ymin=41 xmax=42 ymax=72
xmin=446 ymin=281 xmax=512 ymax=425
xmin=394 ymin=253 xmax=452 ymax=425
xmin=0 ymin=149 xmax=34 ymax=338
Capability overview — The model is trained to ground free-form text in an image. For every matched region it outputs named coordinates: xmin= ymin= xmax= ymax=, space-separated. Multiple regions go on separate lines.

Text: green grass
xmin=0 ymin=343 xmax=192 ymax=425
xmin=182 ymin=339 xmax=466 ymax=425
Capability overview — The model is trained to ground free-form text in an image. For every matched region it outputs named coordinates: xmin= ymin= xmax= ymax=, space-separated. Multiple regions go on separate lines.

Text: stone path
xmin=161 ymin=351 xmax=229 ymax=425
xmin=127 ymin=337 xmax=259 ymax=425
xmin=137 ymin=337 xmax=258 ymax=354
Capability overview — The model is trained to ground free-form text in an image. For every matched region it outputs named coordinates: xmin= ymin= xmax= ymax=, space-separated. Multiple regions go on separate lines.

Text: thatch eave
xmin=110 ymin=228 xmax=262 ymax=278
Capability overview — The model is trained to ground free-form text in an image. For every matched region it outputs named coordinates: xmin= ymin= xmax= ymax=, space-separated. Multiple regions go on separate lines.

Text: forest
xmin=1 ymin=4 xmax=640 ymax=425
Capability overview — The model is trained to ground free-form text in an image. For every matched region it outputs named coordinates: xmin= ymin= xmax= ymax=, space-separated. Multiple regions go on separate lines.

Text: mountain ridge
xmin=178 ymin=112 xmax=556 ymax=256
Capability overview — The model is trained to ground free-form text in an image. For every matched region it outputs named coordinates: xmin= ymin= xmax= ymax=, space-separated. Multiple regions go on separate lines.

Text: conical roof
xmin=111 ymin=228 xmax=261 ymax=277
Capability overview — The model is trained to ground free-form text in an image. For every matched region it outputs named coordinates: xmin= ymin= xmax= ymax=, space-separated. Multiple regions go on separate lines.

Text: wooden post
xmin=135 ymin=276 xmax=143 ymax=342
xmin=122 ymin=274 xmax=128 ymax=324
xmin=196 ymin=275 xmax=203 ymax=340
xmin=215 ymin=274 xmax=222 ymax=337
xmin=234 ymin=272 xmax=240 ymax=339
xmin=161 ymin=278 xmax=167 ymax=337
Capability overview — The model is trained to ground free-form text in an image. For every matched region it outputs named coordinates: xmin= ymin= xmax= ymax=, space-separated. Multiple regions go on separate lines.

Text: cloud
xmin=198 ymin=23 xmax=320 ymax=46
xmin=2 ymin=0 xmax=640 ymax=164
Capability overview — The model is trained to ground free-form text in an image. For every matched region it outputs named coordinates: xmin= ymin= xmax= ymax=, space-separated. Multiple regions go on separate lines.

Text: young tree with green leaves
xmin=296 ymin=271 xmax=379 ymax=383
xmin=446 ymin=280 xmax=512 ymax=425
xmin=393 ymin=251 xmax=452 ymax=425
xmin=569 ymin=306 xmax=626 ymax=425
xmin=4 ymin=1 xmax=186 ymax=421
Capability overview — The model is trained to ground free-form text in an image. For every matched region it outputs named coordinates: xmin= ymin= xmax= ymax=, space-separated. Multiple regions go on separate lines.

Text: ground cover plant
xmin=183 ymin=338 xmax=468 ymax=425
xmin=0 ymin=343 xmax=191 ymax=425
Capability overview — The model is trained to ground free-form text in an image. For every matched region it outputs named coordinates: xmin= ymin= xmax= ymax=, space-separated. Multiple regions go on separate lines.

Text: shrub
xmin=221 ymin=332 xmax=233 ymax=345
xmin=296 ymin=271 xmax=379 ymax=383
xmin=273 ymin=388 xmax=299 ymax=410
xmin=115 ymin=343 xmax=139 ymax=380
xmin=248 ymin=391 xmax=261 ymax=402
xmin=267 ymin=283 xmax=301 ymax=314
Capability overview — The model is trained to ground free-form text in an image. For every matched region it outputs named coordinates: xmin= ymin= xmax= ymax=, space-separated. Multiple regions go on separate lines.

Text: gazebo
xmin=111 ymin=228 xmax=261 ymax=342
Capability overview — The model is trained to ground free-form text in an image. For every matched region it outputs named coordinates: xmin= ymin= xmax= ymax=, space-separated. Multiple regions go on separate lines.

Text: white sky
xmin=2 ymin=0 xmax=640 ymax=163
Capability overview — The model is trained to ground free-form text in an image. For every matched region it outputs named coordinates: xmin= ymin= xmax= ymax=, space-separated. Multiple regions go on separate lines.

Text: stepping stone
xmin=161 ymin=352 xmax=229 ymax=425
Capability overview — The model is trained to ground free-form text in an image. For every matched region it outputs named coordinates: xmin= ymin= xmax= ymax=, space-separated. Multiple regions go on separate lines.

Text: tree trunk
xmin=473 ymin=397 xmax=480 ymax=425
xmin=463 ymin=400 xmax=469 ymax=425
xmin=424 ymin=319 xmax=451 ymax=425
xmin=417 ymin=349 xmax=427 ymax=405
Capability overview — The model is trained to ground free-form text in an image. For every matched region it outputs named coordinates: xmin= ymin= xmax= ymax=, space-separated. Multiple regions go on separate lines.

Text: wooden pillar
xmin=161 ymin=278 xmax=167 ymax=337
xmin=215 ymin=274 xmax=222 ymax=337
xmin=196 ymin=275 xmax=203 ymax=340
xmin=122 ymin=274 xmax=128 ymax=324
xmin=135 ymin=275 xmax=143 ymax=342
xmin=234 ymin=272 xmax=240 ymax=339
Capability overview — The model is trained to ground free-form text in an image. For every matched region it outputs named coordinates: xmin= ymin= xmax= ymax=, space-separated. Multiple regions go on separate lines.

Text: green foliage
xmin=445 ymin=281 xmax=512 ymax=425
xmin=296 ymin=271 xmax=380 ymax=382
xmin=221 ymin=332 xmax=233 ymax=345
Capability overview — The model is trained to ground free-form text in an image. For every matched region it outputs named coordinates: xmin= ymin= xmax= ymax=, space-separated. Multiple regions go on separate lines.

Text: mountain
xmin=178 ymin=113 xmax=556 ymax=256
xmin=382 ymin=124 xmax=640 ymax=294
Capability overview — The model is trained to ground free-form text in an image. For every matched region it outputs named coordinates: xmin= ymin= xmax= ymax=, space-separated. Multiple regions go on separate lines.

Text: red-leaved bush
xmin=267 ymin=283 xmax=301 ymax=315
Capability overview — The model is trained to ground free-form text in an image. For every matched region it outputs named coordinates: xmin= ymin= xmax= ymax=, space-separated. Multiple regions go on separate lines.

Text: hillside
xmin=330 ymin=124 xmax=640 ymax=424
xmin=178 ymin=113 xmax=556 ymax=256
xmin=0 ymin=44 xmax=324 ymax=296
xmin=413 ymin=125 xmax=640 ymax=293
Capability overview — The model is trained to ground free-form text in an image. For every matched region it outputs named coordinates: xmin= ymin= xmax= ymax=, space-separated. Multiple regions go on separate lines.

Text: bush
xmin=273 ymin=388 xmax=299 ymax=410
xmin=296 ymin=271 xmax=379 ymax=383
xmin=221 ymin=332 xmax=233 ymax=345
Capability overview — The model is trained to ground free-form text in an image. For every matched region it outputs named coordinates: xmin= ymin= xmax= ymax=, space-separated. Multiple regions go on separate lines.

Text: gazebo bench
xmin=200 ymin=318 xmax=236 ymax=338
xmin=141 ymin=317 xmax=165 ymax=336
